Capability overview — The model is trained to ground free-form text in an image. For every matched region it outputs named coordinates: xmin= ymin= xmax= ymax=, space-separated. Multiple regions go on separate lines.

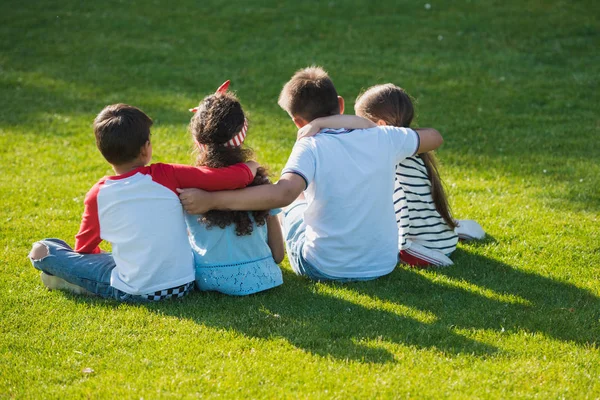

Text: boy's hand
xmin=297 ymin=123 xmax=321 ymax=141
xmin=177 ymin=188 xmax=214 ymax=214
xmin=245 ymin=161 xmax=259 ymax=177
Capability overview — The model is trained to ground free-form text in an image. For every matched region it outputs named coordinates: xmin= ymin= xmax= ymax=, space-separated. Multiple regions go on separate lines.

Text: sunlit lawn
xmin=1 ymin=0 xmax=598 ymax=398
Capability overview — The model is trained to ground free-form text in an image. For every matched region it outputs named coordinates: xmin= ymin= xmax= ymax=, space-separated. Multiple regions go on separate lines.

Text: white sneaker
xmin=40 ymin=272 xmax=94 ymax=296
xmin=455 ymin=219 xmax=486 ymax=241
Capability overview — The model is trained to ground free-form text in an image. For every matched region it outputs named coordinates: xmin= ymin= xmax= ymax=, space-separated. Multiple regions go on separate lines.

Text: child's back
xmin=186 ymin=212 xmax=282 ymax=295
xmin=29 ymin=104 xmax=256 ymax=300
xmin=85 ymin=165 xmax=198 ymax=294
xmin=283 ymin=125 xmax=418 ymax=277
xmin=355 ymin=83 xmax=485 ymax=267
xmin=84 ymin=163 xmax=255 ymax=294
xmin=185 ymin=87 xmax=284 ymax=295
xmin=393 ymin=156 xmax=458 ymax=254
xmin=176 ymin=68 xmax=443 ymax=281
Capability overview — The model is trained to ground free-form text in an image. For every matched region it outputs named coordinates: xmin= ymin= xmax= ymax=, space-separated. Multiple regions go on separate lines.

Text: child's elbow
xmin=279 ymin=189 xmax=298 ymax=207
xmin=434 ymin=131 xmax=443 ymax=149
xmin=426 ymin=129 xmax=443 ymax=151
xmin=277 ymin=183 xmax=302 ymax=207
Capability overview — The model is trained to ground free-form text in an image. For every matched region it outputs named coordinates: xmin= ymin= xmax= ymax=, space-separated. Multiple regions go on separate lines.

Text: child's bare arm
xmin=414 ymin=128 xmax=443 ymax=153
xmin=178 ymin=173 xmax=305 ymax=215
xmin=267 ymin=215 xmax=285 ymax=264
xmin=297 ymin=115 xmax=377 ymax=140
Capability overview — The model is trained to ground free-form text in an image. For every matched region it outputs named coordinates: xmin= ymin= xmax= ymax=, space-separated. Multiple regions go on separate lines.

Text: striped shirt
xmin=393 ymin=156 xmax=458 ymax=253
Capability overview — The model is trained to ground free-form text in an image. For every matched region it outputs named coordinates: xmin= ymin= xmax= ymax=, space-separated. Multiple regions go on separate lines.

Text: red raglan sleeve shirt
xmin=73 ymin=163 xmax=253 ymax=254
xmin=74 ymin=181 xmax=104 ymax=254
xmin=150 ymin=163 xmax=254 ymax=193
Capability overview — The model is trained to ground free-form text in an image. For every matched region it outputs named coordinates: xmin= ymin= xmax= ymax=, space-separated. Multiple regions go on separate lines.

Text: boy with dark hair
xmin=29 ymin=103 xmax=257 ymax=301
xmin=277 ymin=66 xmax=341 ymax=122
xmin=179 ymin=67 xmax=443 ymax=281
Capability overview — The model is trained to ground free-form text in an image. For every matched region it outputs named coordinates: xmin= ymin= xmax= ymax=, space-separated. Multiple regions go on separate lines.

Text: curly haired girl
xmin=185 ymin=82 xmax=284 ymax=295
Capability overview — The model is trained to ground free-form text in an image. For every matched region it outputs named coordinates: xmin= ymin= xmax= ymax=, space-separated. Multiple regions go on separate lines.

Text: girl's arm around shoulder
xmin=387 ymin=126 xmax=443 ymax=161
xmin=267 ymin=214 xmax=285 ymax=264
xmin=297 ymin=115 xmax=377 ymax=140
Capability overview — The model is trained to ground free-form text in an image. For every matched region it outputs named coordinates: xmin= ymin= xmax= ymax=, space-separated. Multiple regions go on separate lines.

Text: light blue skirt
xmin=193 ymin=255 xmax=283 ymax=296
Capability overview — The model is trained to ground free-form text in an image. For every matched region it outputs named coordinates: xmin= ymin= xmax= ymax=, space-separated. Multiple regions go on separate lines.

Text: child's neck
xmin=112 ymin=160 xmax=147 ymax=175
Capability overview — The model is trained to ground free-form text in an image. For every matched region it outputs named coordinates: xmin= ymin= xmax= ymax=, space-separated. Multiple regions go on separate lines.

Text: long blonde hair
xmin=355 ymin=84 xmax=457 ymax=229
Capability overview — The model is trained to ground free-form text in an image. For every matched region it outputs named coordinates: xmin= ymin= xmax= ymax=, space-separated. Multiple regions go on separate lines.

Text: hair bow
xmin=191 ymin=80 xmax=248 ymax=149
xmin=189 ymin=80 xmax=230 ymax=113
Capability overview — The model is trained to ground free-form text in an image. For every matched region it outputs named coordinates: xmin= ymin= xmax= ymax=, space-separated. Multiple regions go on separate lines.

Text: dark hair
xmin=93 ymin=103 xmax=152 ymax=165
xmin=189 ymin=91 xmax=270 ymax=236
xmin=278 ymin=66 xmax=340 ymax=122
xmin=355 ymin=84 xmax=457 ymax=229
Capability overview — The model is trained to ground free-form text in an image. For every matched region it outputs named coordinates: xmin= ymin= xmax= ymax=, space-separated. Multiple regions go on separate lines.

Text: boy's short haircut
xmin=278 ymin=66 xmax=340 ymax=122
xmin=93 ymin=104 xmax=153 ymax=165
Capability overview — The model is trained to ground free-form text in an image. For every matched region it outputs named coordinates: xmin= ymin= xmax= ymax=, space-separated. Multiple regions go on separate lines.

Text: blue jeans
xmin=282 ymin=201 xmax=378 ymax=282
xmin=29 ymin=239 xmax=165 ymax=301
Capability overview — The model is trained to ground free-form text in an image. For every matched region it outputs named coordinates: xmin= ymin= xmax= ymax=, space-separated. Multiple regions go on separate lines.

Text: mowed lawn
xmin=1 ymin=0 xmax=599 ymax=398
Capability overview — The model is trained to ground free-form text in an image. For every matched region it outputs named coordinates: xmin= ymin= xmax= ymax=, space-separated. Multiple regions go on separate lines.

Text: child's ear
xmin=140 ymin=140 xmax=152 ymax=157
xmin=292 ymin=116 xmax=308 ymax=129
xmin=338 ymin=96 xmax=345 ymax=114
xmin=376 ymin=119 xmax=387 ymax=126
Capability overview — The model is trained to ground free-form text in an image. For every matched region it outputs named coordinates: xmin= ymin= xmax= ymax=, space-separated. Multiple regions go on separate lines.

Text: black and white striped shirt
xmin=394 ymin=156 xmax=458 ymax=253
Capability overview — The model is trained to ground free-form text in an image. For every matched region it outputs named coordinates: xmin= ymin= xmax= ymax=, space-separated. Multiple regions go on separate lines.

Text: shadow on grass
xmin=355 ymin=249 xmax=600 ymax=347
xmin=58 ymin=244 xmax=599 ymax=364
xmin=136 ymin=269 xmax=498 ymax=364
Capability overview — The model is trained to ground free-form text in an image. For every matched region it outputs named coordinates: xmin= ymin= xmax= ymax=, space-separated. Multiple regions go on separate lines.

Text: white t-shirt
xmin=74 ymin=163 xmax=254 ymax=295
xmin=281 ymin=126 xmax=419 ymax=278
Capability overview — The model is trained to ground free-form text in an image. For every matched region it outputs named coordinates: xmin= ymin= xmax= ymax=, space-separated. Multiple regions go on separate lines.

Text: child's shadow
xmin=69 ymin=245 xmax=597 ymax=363
xmin=136 ymin=269 xmax=498 ymax=364
xmin=355 ymin=248 xmax=599 ymax=347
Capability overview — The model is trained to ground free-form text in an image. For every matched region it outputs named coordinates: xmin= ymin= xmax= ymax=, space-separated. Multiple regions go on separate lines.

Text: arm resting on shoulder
xmin=414 ymin=128 xmax=443 ymax=154
xmin=297 ymin=115 xmax=377 ymax=140
xmin=178 ymin=173 xmax=305 ymax=215
xmin=173 ymin=161 xmax=259 ymax=191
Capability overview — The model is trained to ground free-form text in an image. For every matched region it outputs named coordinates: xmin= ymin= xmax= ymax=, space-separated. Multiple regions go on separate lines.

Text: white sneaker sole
xmin=40 ymin=272 xmax=94 ymax=296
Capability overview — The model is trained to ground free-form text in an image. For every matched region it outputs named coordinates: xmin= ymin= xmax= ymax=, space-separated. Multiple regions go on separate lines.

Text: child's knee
xmin=29 ymin=242 xmax=49 ymax=261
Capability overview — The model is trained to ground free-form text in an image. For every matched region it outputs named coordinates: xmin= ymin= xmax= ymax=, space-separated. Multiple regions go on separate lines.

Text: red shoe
xmin=399 ymin=243 xmax=454 ymax=268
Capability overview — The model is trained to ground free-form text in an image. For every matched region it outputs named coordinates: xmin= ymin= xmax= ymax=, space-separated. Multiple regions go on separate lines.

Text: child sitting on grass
xmin=354 ymin=84 xmax=485 ymax=266
xmin=183 ymin=82 xmax=284 ymax=295
xmin=178 ymin=67 xmax=444 ymax=281
xmin=303 ymin=83 xmax=485 ymax=267
xmin=28 ymin=103 xmax=257 ymax=301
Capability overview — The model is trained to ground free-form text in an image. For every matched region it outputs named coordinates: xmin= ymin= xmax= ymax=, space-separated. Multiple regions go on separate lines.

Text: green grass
xmin=1 ymin=0 xmax=599 ymax=398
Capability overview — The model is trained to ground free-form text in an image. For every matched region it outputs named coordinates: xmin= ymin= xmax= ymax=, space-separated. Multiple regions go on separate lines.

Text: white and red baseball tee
xmin=74 ymin=163 xmax=254 ymax=295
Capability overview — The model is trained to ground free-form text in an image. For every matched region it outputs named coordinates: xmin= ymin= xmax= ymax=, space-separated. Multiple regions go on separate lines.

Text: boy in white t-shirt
xmin=178 ymin=67 xmax=444 ymax=281
xmin=28 ymin=103 xmax=257 ymax=301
